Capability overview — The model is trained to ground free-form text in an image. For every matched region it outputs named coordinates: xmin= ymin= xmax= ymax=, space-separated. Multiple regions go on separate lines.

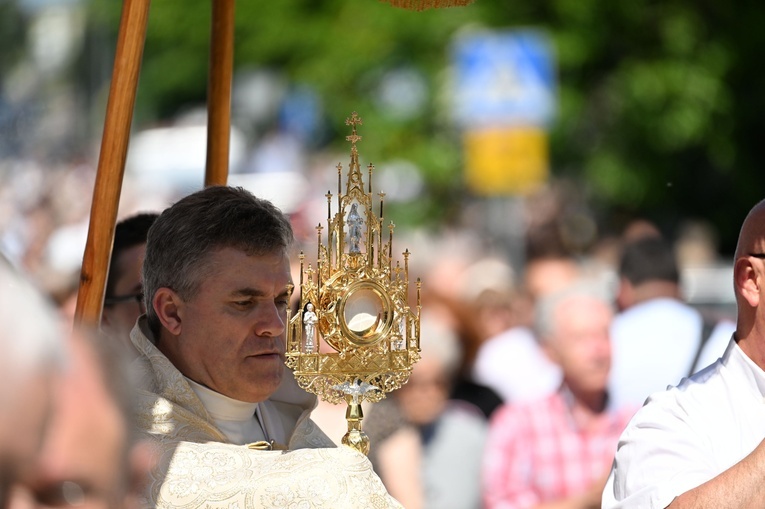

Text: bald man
xmin=603 ymin=199 xmax=765 ymax=508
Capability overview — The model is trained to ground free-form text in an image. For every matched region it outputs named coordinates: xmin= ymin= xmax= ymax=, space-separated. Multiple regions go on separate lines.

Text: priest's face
xmin=159 ymin=247 xmax=292 ymax=403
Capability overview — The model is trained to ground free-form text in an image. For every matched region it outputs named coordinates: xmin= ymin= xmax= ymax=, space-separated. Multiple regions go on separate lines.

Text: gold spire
xmin=344 ymin=112 xmax=365 ymax=196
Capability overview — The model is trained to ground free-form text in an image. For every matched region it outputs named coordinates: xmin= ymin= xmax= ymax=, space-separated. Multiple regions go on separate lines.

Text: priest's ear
xmin=152 ymin=288 xmax=184 ymax=335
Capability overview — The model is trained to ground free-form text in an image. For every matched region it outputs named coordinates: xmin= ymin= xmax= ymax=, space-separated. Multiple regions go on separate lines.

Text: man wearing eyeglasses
xmin=603 ymin=199 xmax=765 ymax=508
xmin=101 ymin=213 xmax=158 ymax=356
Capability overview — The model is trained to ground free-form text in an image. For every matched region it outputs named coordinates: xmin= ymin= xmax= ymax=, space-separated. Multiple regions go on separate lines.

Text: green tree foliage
xmin=84 ymin=0 xmax=765 ymax=250
xmin=0 ymin=1 xmax=26 ymax=72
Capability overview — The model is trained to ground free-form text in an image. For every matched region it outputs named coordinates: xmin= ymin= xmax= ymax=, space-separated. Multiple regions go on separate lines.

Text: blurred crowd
xmin=349 ymin=209 xmax=736 ymax=508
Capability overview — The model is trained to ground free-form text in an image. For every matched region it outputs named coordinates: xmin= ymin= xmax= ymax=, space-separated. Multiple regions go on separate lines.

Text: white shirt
xmin=472 ymin=326 xmax=561 ymax=403
xmin=603 ymin=337 xmax=765 ymax=509
xmin=609 ymin=298 xmax=736 ymax=409
xmin=185 ymin=377 xmax=268 ymax=444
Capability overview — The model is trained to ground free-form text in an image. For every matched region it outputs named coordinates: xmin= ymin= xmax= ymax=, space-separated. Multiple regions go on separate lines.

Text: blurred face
xmin=101 ymin=244 xmax=146 ymax=344
xmin=546 ymin=296 xmax=612 ymax=394
xmin=165 ymin=248 xmax=292 ymax=403
xmin=524 ymin=258 xmax=580 ymax=301
xmin=0 ymin=372 xmax=53 ymax=508
xmin=396 ymin=357 xmax=450 ymax=426
xmin=8 ymin=335 xmax=128 ymax=509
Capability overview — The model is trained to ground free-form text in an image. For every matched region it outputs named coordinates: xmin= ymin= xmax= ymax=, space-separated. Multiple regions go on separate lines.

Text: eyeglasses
xmin=103 ymin=292 xmax=144 ymax=311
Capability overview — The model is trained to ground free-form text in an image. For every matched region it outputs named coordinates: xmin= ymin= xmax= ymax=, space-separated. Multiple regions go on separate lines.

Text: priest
xmin=130 ymin=185 xmax=401 ymax=508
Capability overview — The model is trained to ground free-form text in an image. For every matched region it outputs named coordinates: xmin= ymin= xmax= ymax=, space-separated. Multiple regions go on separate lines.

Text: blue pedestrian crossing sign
xmin=452 ymin=29 xmax=556 ymax=128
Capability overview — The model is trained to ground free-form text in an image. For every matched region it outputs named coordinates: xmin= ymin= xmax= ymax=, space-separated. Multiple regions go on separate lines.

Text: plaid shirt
xmin=483 ymin=387 xmax=635 ymax=509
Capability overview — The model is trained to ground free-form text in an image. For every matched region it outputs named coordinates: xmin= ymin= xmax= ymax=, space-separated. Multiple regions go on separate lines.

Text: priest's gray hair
xmin=534 ymin=279 xmax=614 ymax=343
xmin=143 ymin=186 xmax=294 ymax=335
xmin=0 ymin=257 xmax=64 ymax=391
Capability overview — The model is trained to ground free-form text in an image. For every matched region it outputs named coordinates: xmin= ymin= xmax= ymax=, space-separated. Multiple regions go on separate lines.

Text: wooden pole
xmin=74 ymin=0 xmax=151 ymax=327
xmin=205 ymin=0 xmax=235 ymax=187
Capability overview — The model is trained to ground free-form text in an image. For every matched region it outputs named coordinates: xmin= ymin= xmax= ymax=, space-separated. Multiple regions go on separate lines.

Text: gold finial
xmin=345 ymin=112 xmax=363 ymax=145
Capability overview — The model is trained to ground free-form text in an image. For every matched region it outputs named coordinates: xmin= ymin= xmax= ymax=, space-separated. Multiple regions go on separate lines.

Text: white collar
xmin=726 ymin=337 xmax=765 ymax=398
xmin=184 ymin=377 xmax=259 ymax=422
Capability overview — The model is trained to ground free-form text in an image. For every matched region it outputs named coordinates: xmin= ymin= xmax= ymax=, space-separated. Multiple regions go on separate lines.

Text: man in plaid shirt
xmin=482 ymin=281 xmax=636 ymax=509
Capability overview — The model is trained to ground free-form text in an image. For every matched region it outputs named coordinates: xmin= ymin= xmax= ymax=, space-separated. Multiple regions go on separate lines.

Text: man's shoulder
xmin=644 ymin=357 xmax=725 ymax=406
xmin=473 ymin=326 xmax=559 ymax=378
xmin=134 ymin=389 xmax=228 ymax=444
xmin=622 ymin=356 xmax=732 ymax=442
xmin=478 ymin=326 xmax=537 ymax=353
xmin=441 ymin=401 xmax=489 ymax=430
xmin=614 ymin=298 xmax=699 ymax=329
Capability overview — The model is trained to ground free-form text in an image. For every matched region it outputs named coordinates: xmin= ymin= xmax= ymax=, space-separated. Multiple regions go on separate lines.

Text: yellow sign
xmin=463 ymin=127 xmax=549 ymax=196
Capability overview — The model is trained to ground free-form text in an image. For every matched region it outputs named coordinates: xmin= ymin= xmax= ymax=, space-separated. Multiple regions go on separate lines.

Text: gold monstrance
xmin=285 ymin=112 xmax=421 ymax=455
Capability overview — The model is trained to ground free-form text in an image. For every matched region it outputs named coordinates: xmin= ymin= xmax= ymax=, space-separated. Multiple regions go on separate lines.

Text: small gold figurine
xmin=285 ymin=112 xmax=422 ymax=455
